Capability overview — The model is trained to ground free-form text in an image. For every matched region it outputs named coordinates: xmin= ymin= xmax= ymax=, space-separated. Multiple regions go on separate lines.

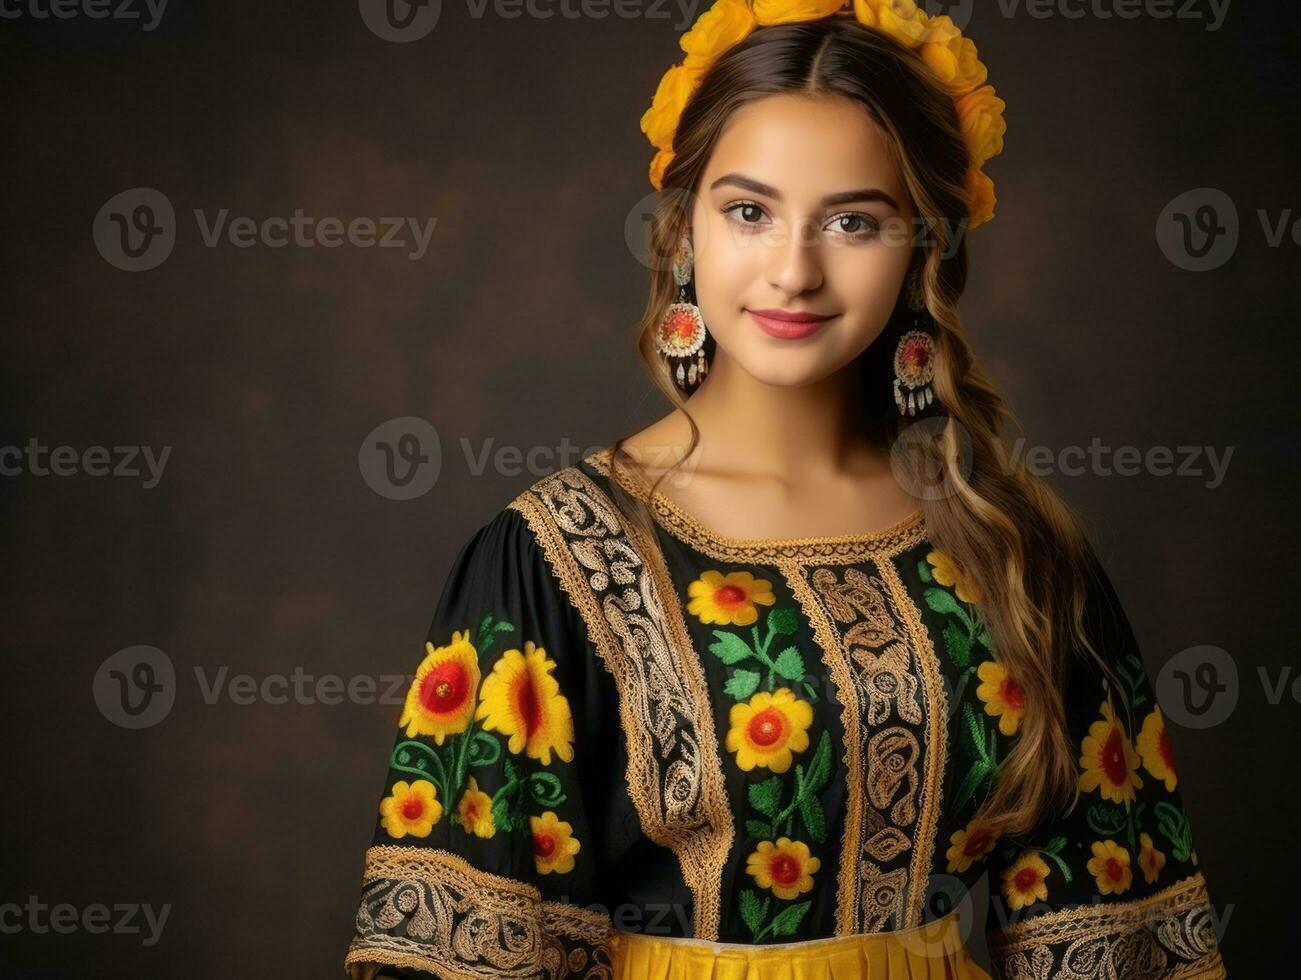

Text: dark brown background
xmin=3 ymin=0 xmax=1296 ymax=975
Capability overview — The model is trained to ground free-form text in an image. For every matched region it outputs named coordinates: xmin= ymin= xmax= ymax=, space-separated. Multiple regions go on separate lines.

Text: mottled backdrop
xmin=3 ymin=0 xmax=1297 ymax=975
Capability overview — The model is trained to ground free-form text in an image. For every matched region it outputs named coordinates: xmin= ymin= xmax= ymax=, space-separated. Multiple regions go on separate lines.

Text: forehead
xmin=703 ymin=93 xmax=904 ymax=200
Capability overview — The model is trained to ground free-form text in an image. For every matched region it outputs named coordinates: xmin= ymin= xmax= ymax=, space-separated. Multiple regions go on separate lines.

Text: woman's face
xmin=689 ymin=93 xmax=918 ymax=387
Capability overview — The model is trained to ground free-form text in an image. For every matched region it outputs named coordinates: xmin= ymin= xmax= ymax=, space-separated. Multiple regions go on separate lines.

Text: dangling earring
xmin=655 ymin=236 xmax=709 ymax=391
xmin=892 ymin=269 xmax=937 ymax=417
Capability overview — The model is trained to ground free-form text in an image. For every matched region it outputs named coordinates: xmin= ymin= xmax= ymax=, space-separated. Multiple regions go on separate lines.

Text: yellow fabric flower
xmin=1137 ymin=706 xmax=1178 ymax=791
xmin=639 ymin=62 xmax=705 ymax=151
xmin=1000 ymin=851 xmax=1050 ymax=911
xmin=1087 ymin=839 xmax=1133 ymax=896
xmin=686 ymin=569 xmax=776 ymax=626
xmin=726 ymin=687 xmax=814 ymax=773
xmin=475 ymin=640 xmax=575 ymax=766
xmin=681 ymin=0 xmax=758 ymax=66
xmin=945 ymin=819 xmax=1000 ymax=873
xmin=1078 ymin=700 xmax=1143 ymax=804
xmin=976 ymin=660 xmax=1026 ymax=736
xmin=926 ymin=549 xmax=981 ymax=603
xmin=531 ymin=811 xmax=581 ymax=875
xmin=966 ymin=167 xmax=996 ymax=230
xmin=398 ymin=631 xmax=482 ymax=742
xmin=852 ymin=0 xmax=928 ymax=49
xmin=754 ymin=0 xmax=845 ymax=27
xmin=745 ymin=837 xmax=821 ymax=900
xmin=955 ymin=84 xmax=1007 ymax=170
xmin=649 ymin=147 xmax=674 ymax=189
xmin=1138 ymin=832 xmax=1166 ymax=885
xmin=378 ymin=779 xmax=442 ymax=839
xmin=916 ymin=14 xmax=987 ymax=96
xmin=457 ymin=776 xmax=495 ymax=838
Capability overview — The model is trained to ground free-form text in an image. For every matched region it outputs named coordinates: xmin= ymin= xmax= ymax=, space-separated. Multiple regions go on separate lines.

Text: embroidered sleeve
xmin=982 ymin=548 xmax=1227 ymax=979
xmin=342 ymin=507 xmax=614 ymax=980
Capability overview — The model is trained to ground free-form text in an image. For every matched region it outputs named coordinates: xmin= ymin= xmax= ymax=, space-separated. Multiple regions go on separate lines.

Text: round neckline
xmin=587 ymin=446 xmax=927 ymax=561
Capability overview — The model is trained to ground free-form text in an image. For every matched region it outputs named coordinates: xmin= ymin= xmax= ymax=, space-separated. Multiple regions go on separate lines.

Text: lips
xmin=746 ymin=309 xmax=837 ymax=340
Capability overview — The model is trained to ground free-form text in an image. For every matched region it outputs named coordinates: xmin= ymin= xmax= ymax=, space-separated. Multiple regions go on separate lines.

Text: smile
xmin=746 ymin=308 xmax=838 ymax=340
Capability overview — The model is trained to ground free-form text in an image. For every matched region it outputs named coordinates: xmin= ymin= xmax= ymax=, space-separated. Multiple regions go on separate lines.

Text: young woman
xmin=343 ymin=2 xmax=1225 ymax=977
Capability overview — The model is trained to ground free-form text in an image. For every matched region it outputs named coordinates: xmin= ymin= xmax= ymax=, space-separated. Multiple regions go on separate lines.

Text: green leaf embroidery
xmin=798 ymin=793 xmax=826 ymax=844
xmin=739 ymin=889 xmax=768 ymax=936
xmin=767 ymin=607 xmax=799 ymax=636
xmin=749 ymin=776 xmax=783 ymax=818
xmin=710 ymin=630 xmax=754 ymax=665
xmin=942 ymin=623 xmax=972 ymax=669
xmin=746 ymin=819 xmax=775 ymax=841
xmin=917 ymin=558 xmax=933 ymax=583
xmin=724 ymin=669 xmax=762 ymax=700
xmin=1155 ymin=801 xmax=1193 ymax=862
xmin=1086 ymin=803 xmax=1127 ymax=837
xmin=772 ymin=646 xmax=806 ymax=682
xmin=767 ymin=900 xmax=812 ymax=938
xmin=923 ymin=586 xmax=965 ymax=618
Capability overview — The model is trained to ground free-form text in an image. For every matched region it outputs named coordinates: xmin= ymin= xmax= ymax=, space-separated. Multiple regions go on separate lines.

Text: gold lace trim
xmin=988 ymin=872 xmax=1225 ymax=979
xmin=508 ymin=472 xmax=735 ymax=941
xmin=345 ymin=846 xmax=616 ymax=980
xmin=345 ymin=845 xmax=543 ymax=980
xmin=780 ymin=553 xmax=947 ymax=934
xmin=585 ymin=446 xmax=927 ymax=564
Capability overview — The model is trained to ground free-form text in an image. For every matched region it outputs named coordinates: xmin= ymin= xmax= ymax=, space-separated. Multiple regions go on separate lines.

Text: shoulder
xmin=497 ymin=444 xmax=629 ymax=536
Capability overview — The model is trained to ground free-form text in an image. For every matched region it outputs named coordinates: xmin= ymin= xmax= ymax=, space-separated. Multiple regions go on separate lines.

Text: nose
xmin=766 ymin=215 xmax=824 ymax=297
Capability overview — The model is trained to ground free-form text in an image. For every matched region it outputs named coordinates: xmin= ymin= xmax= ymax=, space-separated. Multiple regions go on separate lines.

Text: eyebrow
xmin=708 ymin=172 xmax=899 ymax=210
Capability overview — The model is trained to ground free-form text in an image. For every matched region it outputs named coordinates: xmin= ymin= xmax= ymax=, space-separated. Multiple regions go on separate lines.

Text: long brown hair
xmin=609 ymin=16 xmax=1110 ymax=836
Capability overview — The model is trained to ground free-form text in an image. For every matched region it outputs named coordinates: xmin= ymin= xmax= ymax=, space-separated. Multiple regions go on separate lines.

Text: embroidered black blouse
xmin=343 ymin=445 xmax=1225 ymax=979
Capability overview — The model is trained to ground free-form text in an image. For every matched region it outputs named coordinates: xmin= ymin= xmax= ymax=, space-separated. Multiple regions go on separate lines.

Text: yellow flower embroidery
xmin=976 ymin=659 xmax=1026 ymax=736
xmin=745 ymin=837 xmax=820 ymax=900
xmin=926 ymin=549 xmax=981 ymax=603
xmin=1137 ymin=706 xmax=1178 ymax=791
xmin=1138 ymin=831 xmax=1166 ymax=885
xmin=530 ymin=811 xmax=581 ymax=875
xmin=726 ymin=688 xmax=814 ymax=773
xmin=686 ymin=569 xmax=776 ymax=626
xmin=945 ymin=818 xmax=1000 ymax=873
xmin=1078 ymin=700 xmax=1143 ymax=805
xmin=398 ymin=631 xmax=481 ymax=742
xmin=1000 ymin=851 xmax=1050 ymax=910
xmin=475 ymin=641 xmax=575 ymax=765
xmin=1087 ymin=839 xmax=1133 ymax=896
xmin=457 ymin=776 xmax=495 ymax=838
xmin=378 ymin=779 xmax=442 ymax=839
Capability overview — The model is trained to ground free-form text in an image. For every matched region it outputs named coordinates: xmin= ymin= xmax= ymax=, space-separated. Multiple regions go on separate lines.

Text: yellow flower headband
xmin=639 ymin=0 xmax=1006 ymax=229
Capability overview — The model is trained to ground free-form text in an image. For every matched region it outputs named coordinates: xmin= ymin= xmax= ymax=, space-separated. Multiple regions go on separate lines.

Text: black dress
xmin=342 ymin=445 xmax=1225 ymax=979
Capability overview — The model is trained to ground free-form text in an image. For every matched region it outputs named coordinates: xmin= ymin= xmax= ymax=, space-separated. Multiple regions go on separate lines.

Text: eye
xmin=721 ymin=200 xmax=770 ymax=229
xmin=826 ymin=211 xmax=881 ymax=241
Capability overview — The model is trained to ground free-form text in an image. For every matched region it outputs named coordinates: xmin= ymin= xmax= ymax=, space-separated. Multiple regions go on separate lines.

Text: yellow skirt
xmin=607 ymin=910 xmax=991 ymax=980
